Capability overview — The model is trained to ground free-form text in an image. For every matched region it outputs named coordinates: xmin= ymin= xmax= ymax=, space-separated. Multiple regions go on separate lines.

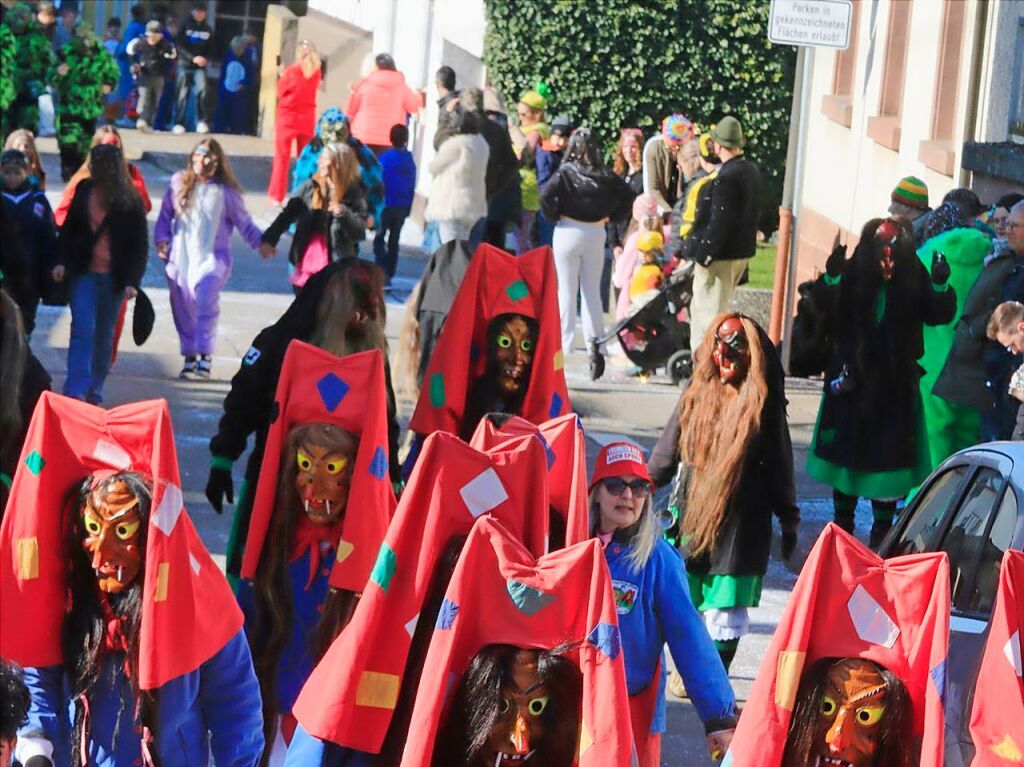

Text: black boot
xmin=869 ymin=519 xmax=893 ymax=550
xmin=833 ymin=490 xmax=858 ymax=535
xmin=589 ymin=343 xmax=605 ymax=381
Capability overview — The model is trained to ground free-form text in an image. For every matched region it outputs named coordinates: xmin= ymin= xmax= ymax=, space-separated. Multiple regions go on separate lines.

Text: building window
xmin=867 ymin=0 xmax=913 ymax=151
xmin=1011 ymin=17 xmax=1024 ymax=139
xmin=918 ymin=0 xmax=966 ymax=175
xmin=821 ymin=0 xmax=861 ymax=127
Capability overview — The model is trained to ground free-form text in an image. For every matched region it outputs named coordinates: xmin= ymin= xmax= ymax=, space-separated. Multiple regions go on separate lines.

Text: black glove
xmin=205 ymin=466 xmax=234 ymax=514
xmin=930 ymin=251 xmax=950 ymax=286
xmin=781 ymin=528 xmax=798 ymax=560
xmin=825 ymin=243 xmax=847 ymax=278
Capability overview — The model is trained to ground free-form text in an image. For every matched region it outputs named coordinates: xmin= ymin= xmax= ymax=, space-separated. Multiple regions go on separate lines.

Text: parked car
xmin=878 ymin=441 xmax=1024 ymax=767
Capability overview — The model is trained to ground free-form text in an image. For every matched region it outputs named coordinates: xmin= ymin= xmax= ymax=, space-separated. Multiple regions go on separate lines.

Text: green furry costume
xmin=1 ymin=4 xmax=53 ymax=140
xmin=917 ymin=227 xmax=992 ymax=469
xmin=0 ymin=24 xmax=16 ymax=114
xmin=49 ymin=25 xmax=119 ymax=177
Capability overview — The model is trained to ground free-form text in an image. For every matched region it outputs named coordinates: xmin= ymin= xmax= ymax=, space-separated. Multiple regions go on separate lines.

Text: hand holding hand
xmin=825 ymin=242 xmax=847 ymax=278
xmin=205 ymin=466 xmax=234 ymax=514
xmin=328 ymin=201 xmax=343 ymax=216
xmin=51 ymin=265 xmax=65 ymax=282
xmin=259 ymin=242 xmax=276 ymax=260
xmin=193 ymin=56 xmax=208 ymax=67
xmin=931 ymin=251 xmax=950 ymax=286
xmin=707 ymin=729 xmax=734 ymax=761
xmin=156 ymin=241 xmax=170 ymax=261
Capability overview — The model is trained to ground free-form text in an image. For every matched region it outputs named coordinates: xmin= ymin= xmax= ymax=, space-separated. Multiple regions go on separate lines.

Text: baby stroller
xmin=597 ymin=261 xmax=695 ymax=384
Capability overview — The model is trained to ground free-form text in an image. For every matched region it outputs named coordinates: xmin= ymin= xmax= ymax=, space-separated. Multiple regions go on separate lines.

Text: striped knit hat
xmin=891 ymin=176 xmax=929 ymax=210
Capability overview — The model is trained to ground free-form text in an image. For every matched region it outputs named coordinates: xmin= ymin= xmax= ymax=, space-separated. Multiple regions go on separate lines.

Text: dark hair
xmin=0 ymin=660 xmax=30 ymax=741
xmin=459 ymin=87 xmax=484 ymax=115
xmin=88 ymin=144 xmax=137 ymax=211
xmin=941 ymin=187 xmax=985 ymax=218
xmin=389 ymin=123 xmax=409 ymax=148
xmin=1 ymin=149 xmax=29 ymax=170
xmin=131 ymin=3 xmax=146 ymax=21
xmin=782 ymin=657 xmax=915 ymax=767
xmin=564 ymin=127 xmax=604 ymax=171
xmin=375 ymin=53 xmax=396 ymax=70
xmin=192 ymin=0 xmax=207 ymax=9
xmin=107 ymin=16 xmax=122 ymax=27
xmin=436 ymin=65 xmax=456 ymax=91
xmin=995 ymin=192 xmax=1024 ymax=212
xmin=448 ymin=107 xmax=479 ymax=136
xmin=62 ymin=472 xmax=156 ymax=767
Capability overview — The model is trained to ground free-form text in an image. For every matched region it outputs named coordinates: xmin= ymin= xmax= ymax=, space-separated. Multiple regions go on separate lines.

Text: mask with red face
xmin=292 ymin=425 xmax=357 ymax=526
xmin=81 ymin=476 xmax=145 ymax=594
xmin=711 ymin=316 xmax=751 ymax=385
xmin=811 ymin=658 xmax=890 ymax=767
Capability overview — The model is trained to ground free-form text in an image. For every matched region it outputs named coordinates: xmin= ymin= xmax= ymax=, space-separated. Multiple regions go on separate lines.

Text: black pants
xmin=373 ymin=205 xmax=409 ymax=279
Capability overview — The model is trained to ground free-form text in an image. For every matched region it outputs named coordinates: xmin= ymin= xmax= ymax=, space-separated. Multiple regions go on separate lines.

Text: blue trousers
xmin=64 ymin=272 xmax=123 ymax=403
xmin=373 ymin=206 xmax=410 ymax=279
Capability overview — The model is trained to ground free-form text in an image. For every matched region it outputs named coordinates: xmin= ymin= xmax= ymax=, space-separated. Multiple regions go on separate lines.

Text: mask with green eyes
xmin=490 ymin=314 xmax=536 ymax=397
xmin=81 ymin=477 xmax=145 ymax=594
xmin=484 ymin=649 xmax=549 ymax=764
xmin=812 ymin=658 xmax=889 ymax=767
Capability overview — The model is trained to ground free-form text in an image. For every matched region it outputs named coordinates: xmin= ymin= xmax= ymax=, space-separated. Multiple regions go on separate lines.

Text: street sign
xmin=769 ymin=0 xmax=853 ymax=50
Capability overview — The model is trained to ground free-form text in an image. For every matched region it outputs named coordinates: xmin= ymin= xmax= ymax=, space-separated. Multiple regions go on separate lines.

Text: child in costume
xmin=237 ymin=342 xmax=396 ymax=763
xmin=155 ymin=139 xmax=264 ymax=379
xmin=649 ymin=313 xmax=800 ymax=676
xmin=0 ymin=4 xmax=53 ymax=140
xmin=0 ymin=393 xmax=264 ymax=767
xmin=612 ymin=194 xmax=659 ymax=321
xmin=262 ymin=142 xmax=367 ymax=292
xmin=725 ymin=524 xmax=950 ymax=767
xmin=512 ymin=83 xmax=551 ymax=254
xmin=49 ymin=24 xmax=119 ymax=181
xmin=588 ymin=442 xmax=736 ymax=766
xmin=806 ymin=219 xmax=955 ymax=546
xmin=628 ymin=229 xmax=666 ymax=312
xmin=213 ymin=36 xmax=255 ymax=135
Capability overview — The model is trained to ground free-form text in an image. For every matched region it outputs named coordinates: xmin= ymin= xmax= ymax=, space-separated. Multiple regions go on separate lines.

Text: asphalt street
xmin=28 ymin=138 xmax=864 ymax=766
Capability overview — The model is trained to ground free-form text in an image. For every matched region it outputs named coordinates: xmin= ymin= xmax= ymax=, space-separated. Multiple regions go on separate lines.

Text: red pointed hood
xmin=408 ymin=244 xmax=570 ymax=436
xmin=0 ymin=393 xmax=242 ymax=689
xmin=969 ymin=549 xmax=1024 ymax=766
xmin=727 ymin=524 xmax=950 ymax=766
xmin=241 ymin=342 xmax=396 ymax=592
xmin=291 ymin=431 xmax=551 ymax=751
xmin=399 ymin=516 xmax=633 ymax=767
xmin=470 ymin=413 xmax=589 ymax=547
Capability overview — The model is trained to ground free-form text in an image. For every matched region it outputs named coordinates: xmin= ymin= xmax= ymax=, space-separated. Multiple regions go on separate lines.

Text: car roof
xmin=947 ymin=441 xmax=1024 ymax=485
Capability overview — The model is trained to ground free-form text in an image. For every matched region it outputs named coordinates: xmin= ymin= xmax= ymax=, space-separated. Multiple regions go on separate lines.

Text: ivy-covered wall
xmin=483 ymin=0 xmax=797 ymax=232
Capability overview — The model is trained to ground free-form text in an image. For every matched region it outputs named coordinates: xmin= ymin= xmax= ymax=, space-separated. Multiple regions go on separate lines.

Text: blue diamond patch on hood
xmin=316 ymin=372 xmax=350 ymax=412
xmin=506 ymin=579 xmax=556 ymax=615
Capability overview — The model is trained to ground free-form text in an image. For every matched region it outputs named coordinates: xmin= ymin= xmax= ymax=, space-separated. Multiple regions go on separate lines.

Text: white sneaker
xmin=196 ymin=121 xmax=209 ymax=134
xmin=172 ymin=124 xmax=186 ymax=135
xmin=136 ymin=119 xmax=149 ymax=132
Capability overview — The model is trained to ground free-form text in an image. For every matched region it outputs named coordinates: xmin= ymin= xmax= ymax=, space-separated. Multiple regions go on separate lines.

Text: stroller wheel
xmin=668 ymin=349 xmax=693 ymax=385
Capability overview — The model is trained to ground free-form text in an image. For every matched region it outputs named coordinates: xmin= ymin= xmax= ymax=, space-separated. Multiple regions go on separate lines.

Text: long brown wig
xmin=61 ymin=472 xmax=158 ymax=767
xmin=678 ymin=313 xmax=768 ymax=558
xmin=310 ymin=261 xmax=388 ymax=359
xmin=175 ymin=138 xmax=243 ymax=214
xmin=0 ymin=290 xmax=27 ymax=490
xmin=250 ymin=422 xmax=359 ymax=764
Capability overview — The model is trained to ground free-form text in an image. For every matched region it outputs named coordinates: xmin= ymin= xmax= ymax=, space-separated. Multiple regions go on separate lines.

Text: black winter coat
xmin=539 ymin=162 xmax=632 ymax=224
xmin=813 ymin=258 xmax=956 ymax=472
xmin=648 ymin=324 xmax=799 ymax=577
xmin=688 ymin=156 xmax=760 ymax=265
xmin=1 ymin=186 xmax=57 ymax=332
xmin=209 ymin=259 xmax=400 ymax=576
xmin=412 ymin=240 xmax=474 ymax=386
xmin=57 ymin=180 xmax=148 ymax=292
xmin=1 ymin=346 xmax=50 ymax=499
xmin=607 ymin=170 xmax=645 ymax=250
xmin=262 ymin=179 xmax=367 ymax=265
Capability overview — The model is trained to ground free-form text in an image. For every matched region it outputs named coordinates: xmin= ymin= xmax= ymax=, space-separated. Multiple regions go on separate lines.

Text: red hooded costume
xmin=969 ymin=549 xmax=1024 ymax=766
xmin=399 ymin=516 xmax=633 ymax=767
xmin=0 ymin=392 xmax=242 ymax=689
xmin=408 ymin=244 xmax=570 ymax=438
xmin=469 ymin=412 xmax=589 ymax=548
xmin=291 ymin=430 xmax=552 ymax=751
xmin=726 ymin=523 xmax=950 ymax=767
xmin=241 ymin=341 xmax=396 ymax=592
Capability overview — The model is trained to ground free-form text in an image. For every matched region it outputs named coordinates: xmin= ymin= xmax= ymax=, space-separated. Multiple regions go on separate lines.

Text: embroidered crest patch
xmin=611 ymin=579 xmax=639 ymax=615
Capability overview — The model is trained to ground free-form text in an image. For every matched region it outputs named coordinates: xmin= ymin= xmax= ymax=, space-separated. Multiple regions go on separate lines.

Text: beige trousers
xmin=689 ymin=258 xmax=749 ymax=354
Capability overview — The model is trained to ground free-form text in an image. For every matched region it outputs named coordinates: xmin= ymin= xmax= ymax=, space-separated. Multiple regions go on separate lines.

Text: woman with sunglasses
xmin=589 ymin=441 xmax=736 ymax=767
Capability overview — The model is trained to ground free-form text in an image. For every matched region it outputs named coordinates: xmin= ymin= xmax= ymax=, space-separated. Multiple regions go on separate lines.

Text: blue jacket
xmin=535 ymin=147 xmax=563 ymax=190
xmin=605 ymin=537 xmax=736 ymax=734
xmin=19 ymin=629 xmax=263 ymax=767
xmin=238 ymin=546 xmax=336 ymax=713
xmin=379 ymin=148 xmax=416 ymax=210
xmin=284 ymin=724 xmax=373 ymax=767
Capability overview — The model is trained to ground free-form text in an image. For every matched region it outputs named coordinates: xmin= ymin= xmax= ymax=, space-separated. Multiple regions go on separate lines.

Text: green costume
xmin=49 ymin=25 xmax=119 ymax=177
xmin=916 ymin=227 xmax=991 ymax=469
xmin=1 ymin=4 xmax=53 ymax=140
xmin=0 ymin=24 xmax=16 ymax=114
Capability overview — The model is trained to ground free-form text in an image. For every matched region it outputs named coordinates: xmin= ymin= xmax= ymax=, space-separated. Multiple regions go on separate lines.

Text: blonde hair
xmin=588 ymin=489 xmax=659 ymax=574
xmin=678 ymin=313 xmax=768 ymax=558
xmin=311 ymin=143 xmax=358 ymax=211
xmin=3 ymin=129 xmax=44 ymax=189
xmin=988 ymin=301 xmax=1024 ymax=340
xmin=297 ymin=40 xmax=321 ymax=79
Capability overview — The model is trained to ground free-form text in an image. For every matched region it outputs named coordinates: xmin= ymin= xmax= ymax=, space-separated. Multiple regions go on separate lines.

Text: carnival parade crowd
xmin=1 ymin=3 xmax=1024 ymax=766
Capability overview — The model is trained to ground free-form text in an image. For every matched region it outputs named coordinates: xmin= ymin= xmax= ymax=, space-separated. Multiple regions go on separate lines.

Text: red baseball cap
xmin=589 ymin=441 xmax=652 ymax=490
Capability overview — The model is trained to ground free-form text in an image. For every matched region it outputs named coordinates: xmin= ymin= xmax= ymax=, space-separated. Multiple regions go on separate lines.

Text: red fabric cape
xmin=399 ymin=516 xmax=633 ymax=767
xmin=726 ymin=523 xmax=950 ymax=767
xmin=291 ymin=431 xmax=552 ymax=751
xmin=241 ymin=342 xmax=396 ymax=592
xmin=470 ymin=413 xmax=589 ymax=548
xmin=969 ymin=549 xmax=1024 ymax=766
xmin=0 ymin=393 xmax=242 ymax=689
xmin=408 ymin=244 xmax=570 ymax=436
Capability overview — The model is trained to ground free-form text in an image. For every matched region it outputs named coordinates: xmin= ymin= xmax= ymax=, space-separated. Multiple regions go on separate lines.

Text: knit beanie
xmin=661 ymin=114 xmax=695 ymax=145
xmin=632 ymin=193 xmax=658 ymax=224
xmin=890 ymin=176 xmax=929 ymax=210
xmin=637 ymin=230 xmax=664 ymax=252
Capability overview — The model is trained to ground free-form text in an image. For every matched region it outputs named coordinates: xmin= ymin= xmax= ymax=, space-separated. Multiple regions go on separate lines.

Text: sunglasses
xmin=601 ymin=478 xmax=650 ymax=497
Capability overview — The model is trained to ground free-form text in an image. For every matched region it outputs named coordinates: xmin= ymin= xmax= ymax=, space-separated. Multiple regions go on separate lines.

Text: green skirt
xmin=806 ymin=394 xmax=931 ymax=499
xmin=687 ymin=572 xmax=762 ymax=611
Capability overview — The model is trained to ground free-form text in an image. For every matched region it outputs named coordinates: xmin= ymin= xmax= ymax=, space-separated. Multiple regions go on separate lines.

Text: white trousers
xmin=553 ymin=219 xmax=607 ymax=354
xmin=437 ymin=219 xmax=474 ymax=244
